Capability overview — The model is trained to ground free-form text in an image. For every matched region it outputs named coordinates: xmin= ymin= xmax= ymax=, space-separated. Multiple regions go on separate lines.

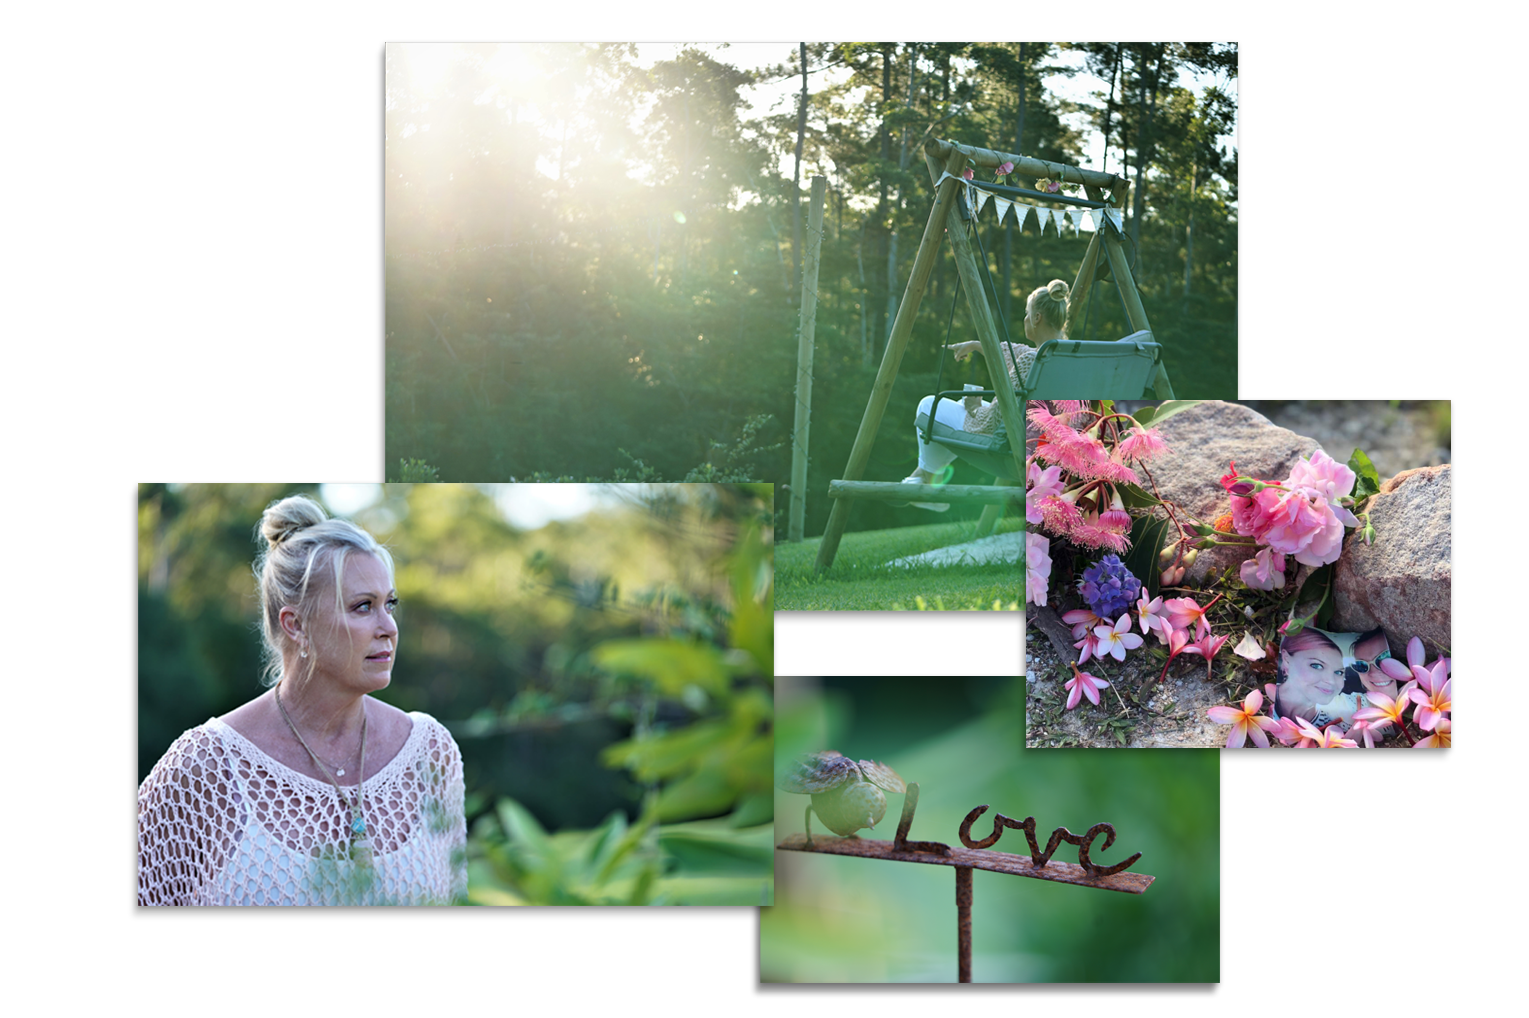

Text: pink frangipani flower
xmin=1163 ymin=596 xmax=1214 ymax=640
xmin=1064 ymin=663 xmax=1110 ymax=710
xmin=1414 ymin=716 xmax=1450 ymax=749
xmin=1061 ymin=608 xmax=1105 ymax=640
xmin=1136 ymin=594 xmax=1169 ymax=642
xmin=1092 ymin=614 xmax=1144 ymax=662
xmin=1181 ymin=631 xmax=1230 ymax=681
xmin=1407 ymin=666 xmax=1451 ymax=731
xmin=1206 ymin=688 xmax=1280 ymax=748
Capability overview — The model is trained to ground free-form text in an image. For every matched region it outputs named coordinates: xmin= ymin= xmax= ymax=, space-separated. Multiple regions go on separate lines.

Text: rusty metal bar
xmin=775 ymin=833 xmax=1153 ymax=894
xmin=776 ymin=794 xmax=1149 ymax=978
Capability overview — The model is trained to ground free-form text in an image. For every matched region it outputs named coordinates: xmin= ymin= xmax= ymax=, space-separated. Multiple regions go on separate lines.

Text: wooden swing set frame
xmin=813 ymin=138 xmax=1174 ymax=573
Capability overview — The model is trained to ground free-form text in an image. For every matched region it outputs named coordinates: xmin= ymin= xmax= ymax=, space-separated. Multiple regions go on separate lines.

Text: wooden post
xmin=1099 ymin=180 xmax=1174 ymax=398
xmin=789 ymin=176 xmax=827 ymax=542
xmin=941 ymin=189 xmax=1029 ymax=483
xmin=1063 ymin=185 xmax=1108 ymax=338
xmin=813 ymin=146 xmax=968 ymax=573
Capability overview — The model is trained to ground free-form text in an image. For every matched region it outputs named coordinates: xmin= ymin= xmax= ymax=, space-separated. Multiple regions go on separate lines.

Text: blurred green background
xmin=765 ymin=676 xmax=1219 ymax=982
xmin=137 ymin=482 xmax=774 ymax=905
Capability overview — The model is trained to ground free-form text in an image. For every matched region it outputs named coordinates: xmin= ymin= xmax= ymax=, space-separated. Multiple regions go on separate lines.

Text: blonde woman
xmin=138 ymin=495 xmax=466 ymax=905
xmin=902 ymin=280 xmax=1070 ymax=507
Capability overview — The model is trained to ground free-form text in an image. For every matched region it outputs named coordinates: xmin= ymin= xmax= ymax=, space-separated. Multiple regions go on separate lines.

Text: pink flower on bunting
xmin=962 ymin=166 xmax=974 ymax=181
xmin=996 ymin=160 xmax=1014 ymax=178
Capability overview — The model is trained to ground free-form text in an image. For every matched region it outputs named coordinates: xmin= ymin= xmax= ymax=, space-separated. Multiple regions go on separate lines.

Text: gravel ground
xmin=1023 ymin=400 xmax=1449 ymax=749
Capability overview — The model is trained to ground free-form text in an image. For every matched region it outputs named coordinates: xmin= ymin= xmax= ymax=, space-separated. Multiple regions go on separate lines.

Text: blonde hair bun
xmin=1046 ymin=279 xmax=1070 ymax=301
xmin=259 ymin=495 xmax=329 ymax=548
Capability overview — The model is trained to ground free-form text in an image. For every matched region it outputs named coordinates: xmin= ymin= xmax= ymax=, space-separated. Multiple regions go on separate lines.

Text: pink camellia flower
xmin=1063 ymin=663 xmax=1110 ymax=710
xmin=1239 ymin=547 xmax=1287 ymax=591
xmin=1092 ymin=614 xmax=1144 ymax=662
xmin=1026 ymin=533 xmax=1052 ymax=607
xmin=1026 ymin=461 xmax=1064 ymax=525
xmin=1220 ymin=452 xmax=1360 ymax=568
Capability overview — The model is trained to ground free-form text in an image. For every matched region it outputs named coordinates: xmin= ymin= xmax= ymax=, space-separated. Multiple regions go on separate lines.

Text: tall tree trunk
xmin=1128 ymin=45 xmax=1161 ymax=257
xmin=1002 ymin=42 xmax=1026 ymax=328
xmin=792 ymin=43 xmax=807 ymax=295
xmin=887 ymin=45 xmax=918 ymax=345
xmin=1183 ymin=161 xmax=1196 ymax=299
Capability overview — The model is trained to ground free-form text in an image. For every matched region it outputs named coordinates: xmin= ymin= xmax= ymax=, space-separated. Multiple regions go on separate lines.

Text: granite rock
xmin=1331 ymin=465 xmax=1452 ymax=654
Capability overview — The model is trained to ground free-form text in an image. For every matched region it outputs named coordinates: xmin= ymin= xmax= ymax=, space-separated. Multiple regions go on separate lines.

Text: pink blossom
xmin=1026 ymin=461 xmax=1064 ymax=525
xmin=1089 ymin=456 xmax=1141 ymax=486
xmin=1220 ymin=453 xmax=1360 ymax=567
xmin=1414 ymin=716 xmax=1451 ymax=748
xmin=1289 ymin=716 xmax=1357 ymax=748
xmin=1061 ymin=608 xmax=1105 ymax=640
xmin=1069 ymin=510 xmax=1131 ymax=554
xmin=1073 ymin=631 xmax=1100 ymax=664
xmin=1038 ymin=494 xmax=1083 ymax=534
xmin=1092 ymin=614 xmax=1144 ymax=662
xmin=1407 ymin=662 xmax=1451 ymax=731
xmin=1353 ymin=690 xmax=1410 ymax=733
xmin=1206 ymin=688 xmax=1280 ymax=748
xmin=1026 ymin=533 xmax=1052 ymax=607
xmin=1117 ymin=426 xmax=1169 ymax=462
xmin=996 ymin=160 xmax=1014 ymax=176
xmin=962 ymin=166 xmax=974 ymax=181
xmin=1163 ymin=596 xmax=1213 ymax=640
xmin=1064 ymin=664 xmax=1110 ymax=710
xmin=1239 ymin=547 xmax=1287 ymax=591
xmin=1136 ymin=593 xmax=1170 ymax=642
xmin=1181 ymin=631 xmax=1230 ymax=679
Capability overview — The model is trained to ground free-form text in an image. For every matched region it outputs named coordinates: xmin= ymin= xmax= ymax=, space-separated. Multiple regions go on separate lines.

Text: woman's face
xmin=1279 ymin=644 xmax=1345 ymax=713
xmin=306 ymin=553 xmax=398 ymax=691
xmin=1022 ymin=298 xmax=1038 ymax=343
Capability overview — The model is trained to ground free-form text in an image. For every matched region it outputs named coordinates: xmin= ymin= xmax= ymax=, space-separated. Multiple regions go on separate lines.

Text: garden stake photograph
xmin=1023 ymin=400 xmax=1451 ymax=748
xmin=776 ymin=778 xmax=1153 ymax=983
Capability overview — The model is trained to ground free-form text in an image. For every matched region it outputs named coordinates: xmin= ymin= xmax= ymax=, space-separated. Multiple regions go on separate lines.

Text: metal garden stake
xmin=777 ymin=757 xmax=1154 ymax=983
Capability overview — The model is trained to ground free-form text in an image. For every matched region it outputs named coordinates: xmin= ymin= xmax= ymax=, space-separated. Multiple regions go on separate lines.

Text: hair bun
xmin=259 ymin=495 xmax=329 ymax=547
xmin=1047 ymin=279 xmax=1070 ymax=300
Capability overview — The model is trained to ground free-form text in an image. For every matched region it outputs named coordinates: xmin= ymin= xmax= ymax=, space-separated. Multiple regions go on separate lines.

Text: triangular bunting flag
xmin=974 ymin=188 xmax=991 ymax=216
xmin=993 ymin=196 xmax=1012 ymax=225
xmin=1012 ymin=203 xmax=1032 ymax=231
xmin=1033 ymin=207 xmax=1052 ymax=236
xmin=1106 ymin=207 xmax=1123 ymax=231
xmin=1066 ymin=209 xmax=1084 ymax=235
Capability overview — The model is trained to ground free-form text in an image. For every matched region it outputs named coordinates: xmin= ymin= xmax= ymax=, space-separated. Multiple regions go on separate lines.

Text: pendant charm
xmin=351 ymin=814 xmax=367 ymax=836
xmin=336 ymin=768 xmax=345 ymax=776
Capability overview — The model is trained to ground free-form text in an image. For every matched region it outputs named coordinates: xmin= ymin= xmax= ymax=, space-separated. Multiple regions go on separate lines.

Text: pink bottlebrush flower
xmin=1117 ymin=426 xmax=1169 ymax=462
xmin=1206 ymin=688 xmax=1280 ymax=748
xmin=1064 ymin=663 xmax=1110 ymax=710
xmin=1092 ymin=614 xmax=1144 ymax=662
xmin=1026 ymin=403 xmax=1080 ymax=445
xmin=1076 ymin=507 xmax=1137 ymax=556
xmin=1039 ymin=434 xmax=1112 ymax=477
xmin=1050 ymin=400 xmax=1087 ymax=415
xmin=1089 ymin=456 xmax=1141 ymax=486
xmin=1038 ymin=494 xmax=1083 ymax=535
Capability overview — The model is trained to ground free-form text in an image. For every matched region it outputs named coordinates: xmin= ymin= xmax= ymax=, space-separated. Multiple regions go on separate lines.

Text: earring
xmin=300 ymin=647 xmax=308 ymax=659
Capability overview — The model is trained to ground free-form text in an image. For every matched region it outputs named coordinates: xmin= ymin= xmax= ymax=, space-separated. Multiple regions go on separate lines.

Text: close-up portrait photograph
xmin=137 ymin=482 xmax=775 ymax=906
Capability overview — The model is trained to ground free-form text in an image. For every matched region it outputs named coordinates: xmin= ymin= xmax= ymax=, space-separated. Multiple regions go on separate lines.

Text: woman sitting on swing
xmin=900 ymin=279 xmax=1070 ymax=509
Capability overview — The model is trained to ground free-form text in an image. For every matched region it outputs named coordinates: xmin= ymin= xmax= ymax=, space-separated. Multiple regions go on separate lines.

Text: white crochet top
xmin=138 ymin=712 xmax=467 ymax=906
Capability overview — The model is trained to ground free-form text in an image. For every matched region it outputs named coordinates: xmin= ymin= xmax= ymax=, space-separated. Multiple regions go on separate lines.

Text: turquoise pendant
xmin=351 ymin=814 xmax=367 ymax=836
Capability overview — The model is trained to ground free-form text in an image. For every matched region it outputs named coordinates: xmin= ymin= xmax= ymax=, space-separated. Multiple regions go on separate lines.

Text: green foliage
xmin=390 ymin=458 xmax=440 ymax=483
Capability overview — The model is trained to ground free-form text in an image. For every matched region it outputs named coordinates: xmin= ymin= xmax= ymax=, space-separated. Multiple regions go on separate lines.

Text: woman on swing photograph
xmin=137 ymin=494 xmax=467 ymax=906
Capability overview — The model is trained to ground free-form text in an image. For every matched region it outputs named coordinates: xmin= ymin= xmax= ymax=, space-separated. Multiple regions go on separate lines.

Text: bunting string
xmin=937 ymin=172 xmax=1121 ymax=237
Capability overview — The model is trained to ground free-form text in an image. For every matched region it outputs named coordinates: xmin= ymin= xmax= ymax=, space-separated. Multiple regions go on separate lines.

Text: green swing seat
xmin=1021 ymin=329 xmax=1161 ymax=400
xmin=916 ymin=330 xmax=1162 ymax=482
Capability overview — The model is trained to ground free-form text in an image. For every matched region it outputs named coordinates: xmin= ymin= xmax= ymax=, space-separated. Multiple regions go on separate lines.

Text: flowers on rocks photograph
xmin=1024 ymin=400 xmax=1450 ymax=749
